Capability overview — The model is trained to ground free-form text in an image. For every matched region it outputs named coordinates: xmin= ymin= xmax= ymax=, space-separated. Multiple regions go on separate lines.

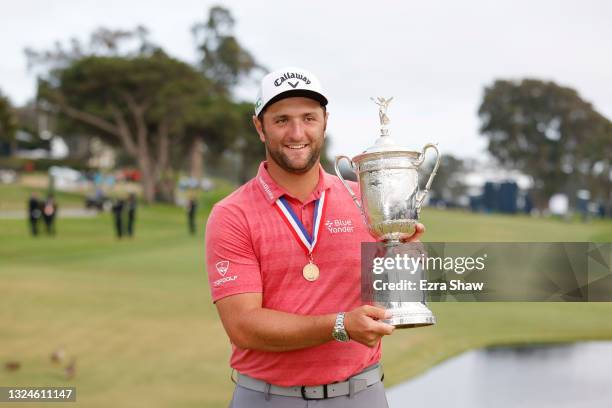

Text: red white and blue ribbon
xmin=274 ymin=191 xmax=327 ymax=256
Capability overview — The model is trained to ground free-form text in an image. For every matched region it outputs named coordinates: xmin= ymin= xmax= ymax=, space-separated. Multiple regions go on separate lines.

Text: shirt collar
xmin=256 ymin=161 xmax=333 ymax=205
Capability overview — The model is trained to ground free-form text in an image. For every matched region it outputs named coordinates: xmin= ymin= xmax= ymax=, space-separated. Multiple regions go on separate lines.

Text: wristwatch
xmin=332 ymin=312 xmax=350 ymax=342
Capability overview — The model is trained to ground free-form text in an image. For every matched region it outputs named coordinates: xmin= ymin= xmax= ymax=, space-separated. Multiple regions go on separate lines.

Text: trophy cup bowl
xmin=335 ymin=97 xmax=441 ymax=328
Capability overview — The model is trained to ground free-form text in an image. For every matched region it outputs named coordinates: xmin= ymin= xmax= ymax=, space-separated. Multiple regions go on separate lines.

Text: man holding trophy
xmin=205 ymin=67 xmax=428 ymax=407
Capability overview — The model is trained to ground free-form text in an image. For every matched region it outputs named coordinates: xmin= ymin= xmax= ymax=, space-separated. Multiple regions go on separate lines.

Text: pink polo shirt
xmin=205 ymin=162 xmax=380 ymax=386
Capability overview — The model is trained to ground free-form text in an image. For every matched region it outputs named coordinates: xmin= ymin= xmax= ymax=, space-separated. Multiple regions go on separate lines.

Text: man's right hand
xmin=344 ymin=305 xmax=395 ymax=347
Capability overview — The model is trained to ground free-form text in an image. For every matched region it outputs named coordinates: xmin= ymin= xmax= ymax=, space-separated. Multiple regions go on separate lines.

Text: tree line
xmin=1 ymin=7 xmax=610 ymax=206
xmin=478 ymin=79 xmax=612 ymax=209
xmin=7 ymin=6 xmax=265 ymax=203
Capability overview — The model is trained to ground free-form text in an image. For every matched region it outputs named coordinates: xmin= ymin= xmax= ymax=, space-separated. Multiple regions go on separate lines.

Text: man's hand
xmin=401 ymin=222 xmax=425 ymax=243
xmin=344 ymin=305 xmax=395 ymax=347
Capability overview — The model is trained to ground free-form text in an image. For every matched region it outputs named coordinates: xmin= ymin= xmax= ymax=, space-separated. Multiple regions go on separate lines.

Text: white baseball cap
xmin=254 ymin=67 xmax=328 ymax=116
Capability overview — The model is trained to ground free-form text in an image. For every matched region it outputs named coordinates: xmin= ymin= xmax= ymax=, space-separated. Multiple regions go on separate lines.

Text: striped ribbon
xmin=274 ymin=191 xmax=327 ymax=255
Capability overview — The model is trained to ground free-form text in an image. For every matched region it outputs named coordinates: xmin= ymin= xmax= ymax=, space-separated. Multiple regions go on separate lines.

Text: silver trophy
xmin=335 ymin=97 xmax=441 ymax=328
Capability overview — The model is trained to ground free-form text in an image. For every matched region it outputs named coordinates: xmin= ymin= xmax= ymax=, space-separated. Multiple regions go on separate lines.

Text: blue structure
xmin=483 ymin=182 xmax=497 ymax=213
xmin=473 ymin=181 xmax=520 ymax=214
xmin=498 ymin=182 xmax=518 ymax=214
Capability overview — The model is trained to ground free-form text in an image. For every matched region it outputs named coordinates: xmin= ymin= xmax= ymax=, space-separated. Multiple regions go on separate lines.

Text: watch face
xmin=334 ymin=330 xmax=349 ymax=342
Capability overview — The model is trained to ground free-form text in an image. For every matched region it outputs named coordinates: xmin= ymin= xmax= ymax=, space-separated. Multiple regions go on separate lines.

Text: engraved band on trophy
xmin=335 ymin=97 xmax=441 ymax=328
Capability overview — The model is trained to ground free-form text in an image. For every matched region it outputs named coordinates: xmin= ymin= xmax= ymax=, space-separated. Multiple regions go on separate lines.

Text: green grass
xmin=1 ymin=183 xmax=611 ymax=408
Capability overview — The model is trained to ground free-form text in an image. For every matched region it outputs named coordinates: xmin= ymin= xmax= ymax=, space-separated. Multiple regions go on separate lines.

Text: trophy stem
xmin=379 ymin=238 xmax=436 ymax=329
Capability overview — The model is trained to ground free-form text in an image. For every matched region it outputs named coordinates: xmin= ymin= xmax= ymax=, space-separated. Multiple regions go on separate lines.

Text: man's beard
xmin=264 ymin=134 xmax=323 ymax=175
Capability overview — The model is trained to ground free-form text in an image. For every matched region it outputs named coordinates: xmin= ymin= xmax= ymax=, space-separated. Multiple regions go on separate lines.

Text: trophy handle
xmin=414 ymin=143 xmax=441 ymax=211
xmin=334 ymin=155 xmax=365 ymax=216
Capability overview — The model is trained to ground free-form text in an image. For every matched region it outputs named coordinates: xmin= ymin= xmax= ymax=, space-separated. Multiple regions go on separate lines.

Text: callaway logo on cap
xmin=254 ymin=67 xmax=328 ymax=116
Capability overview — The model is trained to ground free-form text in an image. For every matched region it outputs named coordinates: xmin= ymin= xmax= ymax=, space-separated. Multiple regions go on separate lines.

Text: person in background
xmin=42 ymin=193 xmax=58 ymax=236
xmin=187 ymin=197 xmax=198 ymax=235
xmin=112 ymin=198 xmax=125 ymax=239
xmin=27 ymin=192 xmax=41 ymax=236
xmin=126 ymin=193 xmax=137 ymax=238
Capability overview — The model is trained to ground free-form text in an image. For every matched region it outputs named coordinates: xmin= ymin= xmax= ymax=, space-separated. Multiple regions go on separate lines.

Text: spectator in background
xmin=597 ymin=201 xmax=606 ymax=219
xmin=126 ymin=193 xmax=137 ymax=238
xmin=187 ymin=197 xmax=198 ymax=235
xmin=112 ymin=198 xmax=125 ymax=239
xmin=27 ymin=192 xmax=41 ymax=236
xmin=42 ymin=193 xmax=58 ymax=236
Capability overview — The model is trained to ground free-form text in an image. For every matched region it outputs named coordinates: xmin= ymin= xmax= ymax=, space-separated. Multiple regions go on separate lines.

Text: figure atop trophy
xmin=370 ymin=96 xmax=394 ymax=135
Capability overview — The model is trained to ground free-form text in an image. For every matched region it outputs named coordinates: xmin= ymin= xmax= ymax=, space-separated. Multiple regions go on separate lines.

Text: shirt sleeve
xmin=205 ymin=203 xmax=262 ymax=302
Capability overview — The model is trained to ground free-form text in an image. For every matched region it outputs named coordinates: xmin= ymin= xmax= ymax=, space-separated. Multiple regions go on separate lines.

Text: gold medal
xmin=302 ymin=263 xmax=320 ymax=282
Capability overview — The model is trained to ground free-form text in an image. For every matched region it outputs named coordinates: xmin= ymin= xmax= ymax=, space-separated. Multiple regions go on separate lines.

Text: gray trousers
xmin=228 ymin=381 xmax=389 ymax=408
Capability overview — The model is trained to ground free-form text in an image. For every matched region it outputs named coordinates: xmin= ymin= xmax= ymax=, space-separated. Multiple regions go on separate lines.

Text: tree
xmin=192 ymin=6 xmax=263 ymax=96
xmin=27 ymin=9 xmax=272 ymax=199
xmin=0 ymin=91 xmax=17 ymax=155
xmin=424 ymin=154 xmax=467 ymax=205
xmin=192 ymin=5 xmax=334 ymax=182
xmin=13 ymin=102 xmax=52 ymax=153
xmin=478 ymin=79 xmax=612 ymax=208
xmin=230 ymin=102 xmax=265 ymax=183
xmin=29 ymin=28 xmax=212 ymax=202
xmin=182 ymin=97 xmax=245 ymax=180
xmin=25 ymin=26 xmax=156 ymax=70
xmin=184 ymin=6 xmax=265 ymax=181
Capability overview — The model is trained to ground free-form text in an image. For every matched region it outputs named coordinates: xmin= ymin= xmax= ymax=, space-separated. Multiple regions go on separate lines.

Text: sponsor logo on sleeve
xmin=213 ymin=260 xmax=238 ymax=287
xmin=216 ymin=261 xmax=229 ymax=276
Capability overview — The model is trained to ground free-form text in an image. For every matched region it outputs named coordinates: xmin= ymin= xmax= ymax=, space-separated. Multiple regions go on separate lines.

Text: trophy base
xmin=389 ymin=315 xmax=435 ymax=329
xmin=381 ymin=302 xmax=436 ymax=329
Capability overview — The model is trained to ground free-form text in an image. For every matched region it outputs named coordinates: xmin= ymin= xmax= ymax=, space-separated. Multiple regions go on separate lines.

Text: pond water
xmin=387 ymin=342 xmax=612 ymax=408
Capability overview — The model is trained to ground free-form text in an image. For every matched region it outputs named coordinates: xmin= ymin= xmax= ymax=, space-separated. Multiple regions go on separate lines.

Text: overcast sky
xmin=2 ymin=0 xmax=611 ymax=159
